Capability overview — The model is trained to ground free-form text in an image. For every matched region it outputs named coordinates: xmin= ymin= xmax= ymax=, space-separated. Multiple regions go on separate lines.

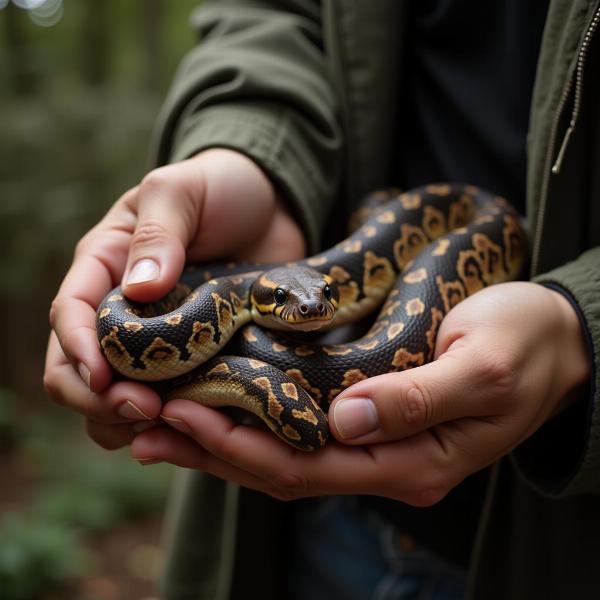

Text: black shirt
xmin=363 ymin=0 xmax=549 ymax=568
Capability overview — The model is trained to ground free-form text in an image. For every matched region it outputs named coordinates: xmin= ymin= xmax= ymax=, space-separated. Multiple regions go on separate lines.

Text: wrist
xmin=546 ymin=286 xmax=591 ymax=416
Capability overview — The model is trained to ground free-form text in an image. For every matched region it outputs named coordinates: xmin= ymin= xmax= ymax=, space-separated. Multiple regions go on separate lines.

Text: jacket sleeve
xmin=511 ymin=247 xmax=600 ymax=497
xmin=149 ymin=0 xmax=343 ymax=253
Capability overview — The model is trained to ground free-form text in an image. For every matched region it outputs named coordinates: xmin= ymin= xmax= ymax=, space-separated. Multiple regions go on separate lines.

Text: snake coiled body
xmin=97 ymin=184 xmax=528 ymax=451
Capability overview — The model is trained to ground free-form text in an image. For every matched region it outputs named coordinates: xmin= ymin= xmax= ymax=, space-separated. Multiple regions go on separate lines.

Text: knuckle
xmin=131 ymin=220 xmax=170 ymax=249
xmin=393 ymin=382 xmax=431 ymax=428
xmin=268 ymin=470 xmax=310 ymax=502
xmin=43 ymin=370 xmax=62 ymax=403
xmin=140 ymin=168 xmax=172 ymax=195
xmin=475 ymin=350 xmax=518 ymax=395
xmin=48 ymin=295 xmax=67 ymax=328
xmin=405 ymin=472 xmax=453 ymax=507
xmin=86 ymin=420 xmax=127 ymax=451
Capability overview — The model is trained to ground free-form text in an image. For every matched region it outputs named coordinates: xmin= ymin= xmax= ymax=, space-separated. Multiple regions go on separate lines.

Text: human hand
xmin=131 ymin=282 xmax=589 ymax=504
xmin=44 ymin=149 xmax=306 ymax=450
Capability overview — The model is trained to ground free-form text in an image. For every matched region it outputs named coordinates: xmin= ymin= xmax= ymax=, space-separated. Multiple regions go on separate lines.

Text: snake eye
xmin=274 ymin=288 xmax=287 ymax=306
xmin=323 ymin=284 xmax=332 ymax=301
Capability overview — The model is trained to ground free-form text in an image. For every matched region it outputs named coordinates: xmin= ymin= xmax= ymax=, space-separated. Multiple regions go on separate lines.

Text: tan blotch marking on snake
xmin=362 ymin=225 xmax=377 ymax=238
xmin=242 ymin=327 xmax=258 ymax=343
xmin=165 ymin=314 xmax=183 ymax=326
xmin=392 ymin=348 xmax=426 ymax=370
xmin=281 ymin=383 xmax=299 ymax=401
xmin=184 ymin=291 xmax=200 ymax=304
xmin=207 ymin=362 xmax=231 ymax=376
xmin=294 ymin=346 xmax=315 ymax=357
xmin=376 ymin=210 xmax=396 ymax=224
xmin=426 ymin=307 xmax=445 ymax=358
xmin=394 ymin=224 xmax=429 ymax=270
xmin=400 ymin=193 xmax=422 ymax=209
xmin=406 ymin=298 xmax=426 ymax=316
xmin=426 ymin=184 xmax=452 ymax=196
xmin=212 ymin=293 xmax=234 ymax=331
xmin=285 ymin=369 xmax=322 ymax=404
xmin=387 ymin=322 xmax=405 ymax=340
xmin=323 ymin=346 xmax=353 ymax=356
xmin=229 ymin=292 xmax=246 ymax=314
xmin=186 ymin=321 xmax=216 ymax=354
xmin=99 ymin=307 xmax=111 ymax=319
xmin=124 ymin=307 xmax=141 ymax=317
xmin=436 ymin=276 xmax=466 ymax=312
xmin=141 ymin=337 xmax=181 ymax=366
xmin=253 ymin=377 xmax=283 ymax=424
xmin=403 ymin=268 xmax=428 ymax=284
xmin=107 ymin=294 xmax=123 ymax=302
xmin=422 ymin=205 xmax=447 ymax=239
xmin=247 ymin=359 xmax=265 ymax=370
xmin=124 ymin=321 xmax=144 ymax=332
xmin=432 ymin=239 xmax=451 ymax=256
xmin=272 ymin=342 xmax=288 ymax=353
xmin=329 ymin=265 xmax=360 ymax=306
xmin=292 ymin=407 xmax=319 ymax=425
xmin=282 ymin=424 xmax=302 ymax=441
xmin=355 ymin=339 xmax=380 ymax=351
xmin=363 ymin=251 xmax=396 ymax=298
xmin=101 ymin=327 xmax=134 ymax=369
xmin=381 ymin=299 xmax=402 ymax=317
xmin=342 ymin=239 xmax=363 ymax=253
xmin=307 ymin=256 xmax=328 ymax=267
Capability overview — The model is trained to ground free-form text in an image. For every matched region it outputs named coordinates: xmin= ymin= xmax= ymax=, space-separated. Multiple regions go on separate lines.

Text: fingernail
xmin=127 ymin=259 xmax=160 ymax=285
xmin=137 ymin=457 xmax=163 ymax=466
xmin=333 ymin=397 xmax=379 ymax=439
xmin=78 ymin=362 xmax=91 ymax=388
xmin=161 ymin=415 xmax=192 ymax=435
xmin=119 ymin=400 xmax=152 ymax=421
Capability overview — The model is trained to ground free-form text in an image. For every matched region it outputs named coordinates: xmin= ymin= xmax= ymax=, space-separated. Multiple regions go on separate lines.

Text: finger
xmin=121 ymin=164 xmax=203 ymax=302
xmin=130 ymin=427 xmax=270 ymax=493
xmin=86 ymin=419 xmax=153 ymax=451
xmin=328 ymin=342 xmax=516 ymax=444
xmin=44 ymin=332 xmax=162 ymax=425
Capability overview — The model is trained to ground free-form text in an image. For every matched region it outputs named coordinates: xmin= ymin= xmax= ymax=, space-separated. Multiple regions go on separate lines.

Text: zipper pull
xmin=551 ymin=121 xmax=575 ymax=174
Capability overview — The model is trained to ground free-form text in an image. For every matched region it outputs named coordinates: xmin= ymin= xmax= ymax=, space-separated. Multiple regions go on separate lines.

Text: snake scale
xmin=96 ymin=184 xmax=528 ymax=451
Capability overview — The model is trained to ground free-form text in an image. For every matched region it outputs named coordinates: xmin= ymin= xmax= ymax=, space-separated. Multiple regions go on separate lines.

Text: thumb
xmin=122 ymin=168 xmax=203 ymax=302
xmin=329 ymin=343 xmax=513 ymax=444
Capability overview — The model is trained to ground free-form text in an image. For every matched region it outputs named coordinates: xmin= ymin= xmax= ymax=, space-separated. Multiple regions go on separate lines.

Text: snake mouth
xmin=282 ymin=317 xmax=334 ymax=332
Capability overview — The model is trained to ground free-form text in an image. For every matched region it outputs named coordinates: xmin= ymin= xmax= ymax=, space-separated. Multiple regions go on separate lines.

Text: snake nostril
xmin=299 ymin=304 xmax=309 ymax=315
xmin=317 ymin=303 xmax=325 ymax=313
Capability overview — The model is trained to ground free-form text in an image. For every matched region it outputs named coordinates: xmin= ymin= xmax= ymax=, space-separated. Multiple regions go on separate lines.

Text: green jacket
xmin=151 ymin=1 xmax=600 ymax=598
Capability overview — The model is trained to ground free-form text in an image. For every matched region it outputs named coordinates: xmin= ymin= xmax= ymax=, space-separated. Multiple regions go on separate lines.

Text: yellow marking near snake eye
xmin=281 ymin=383 xmax=299 ymax=400
xmin=165 ymin=314 xmax=183 ymax=326
xmin=406 ymin=298 xmax=425 ymax=316
xmin=107 ymin=294 xmax=123 ymax=302
xmin=258 ymin=275 xmax=278 ymax=289
xmin=403 ymin=268 xmax=428 ymax=284
xmin=292 ymin=407 xmax=319 ymax=425
xmin=99 ymin=307 xmax=111 ymax=319
xmin=124 ymin=321 xmax=144 ymax=332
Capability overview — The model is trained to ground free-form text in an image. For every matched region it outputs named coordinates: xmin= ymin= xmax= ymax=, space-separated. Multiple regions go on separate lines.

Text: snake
xmin=96 ymin=184 xmax=528 ymax=451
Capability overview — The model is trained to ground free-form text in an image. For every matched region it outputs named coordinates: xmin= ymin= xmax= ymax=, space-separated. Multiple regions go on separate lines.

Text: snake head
xmin=250 ymin=266 xmax=339 ymax=332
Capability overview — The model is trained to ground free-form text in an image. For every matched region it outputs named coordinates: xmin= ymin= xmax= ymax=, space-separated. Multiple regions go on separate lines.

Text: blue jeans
xmin=286 ymin=497 xmax=466 ymax=600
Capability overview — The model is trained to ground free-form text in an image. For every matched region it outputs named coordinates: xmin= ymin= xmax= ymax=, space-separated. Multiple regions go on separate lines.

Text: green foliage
xmin=0 ymin=513 xmax=91 ymax=600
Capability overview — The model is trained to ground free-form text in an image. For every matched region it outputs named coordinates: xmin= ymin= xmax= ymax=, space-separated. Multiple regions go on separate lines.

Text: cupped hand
xmin=44 ymin=148 xmax=306 ymax=450
xmin=131 ymin=282 xmax=590 ymax=504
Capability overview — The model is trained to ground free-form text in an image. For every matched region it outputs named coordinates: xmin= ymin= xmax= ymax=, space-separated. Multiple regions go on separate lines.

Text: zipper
xmin=530 ymin=3 xmax=600 ymax=275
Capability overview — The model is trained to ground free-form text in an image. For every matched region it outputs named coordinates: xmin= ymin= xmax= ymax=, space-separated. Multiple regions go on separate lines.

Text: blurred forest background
xmin=0 ymin=1 xmax=201 ymax=598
